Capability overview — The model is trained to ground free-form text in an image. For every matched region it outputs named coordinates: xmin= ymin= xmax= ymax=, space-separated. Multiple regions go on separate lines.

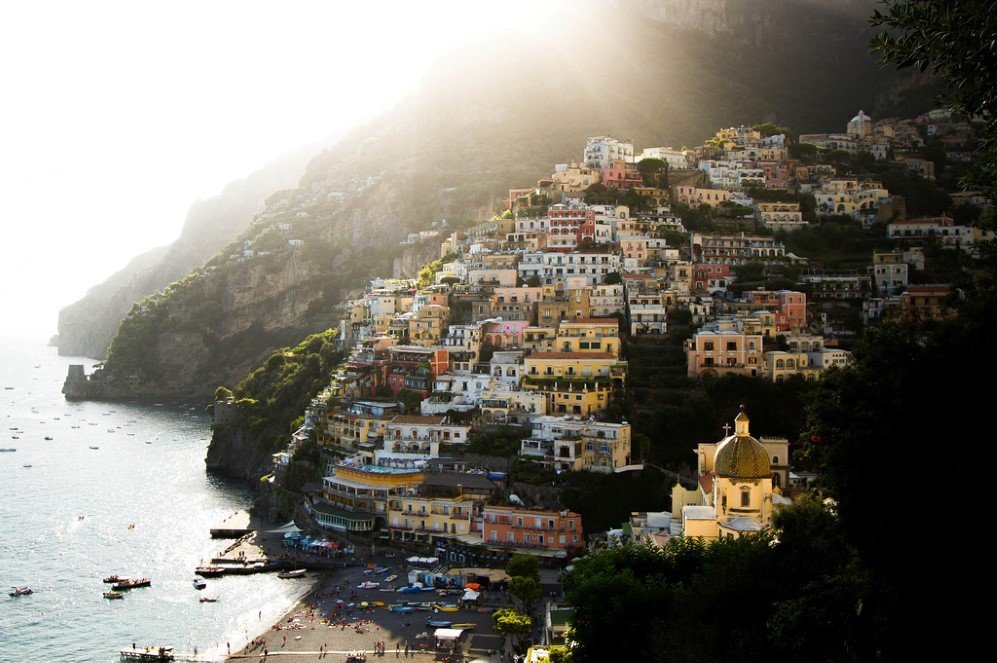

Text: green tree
xmin=800 ymin=292 xmax=996 ymax=657
xmin=493 ymin=607 xmax=532 ymax=647
xmin=506 ymin=554 xmax=540 ymax=583
xmin=603 ymin=271 xmax=622 ymax=285
xmin=214 ymin=386 xmax=233 ymax=400
xmin=508 ymin=575 xmax=542 ymax=612
xmin=871 ymin=0 xmax=997 ymax=188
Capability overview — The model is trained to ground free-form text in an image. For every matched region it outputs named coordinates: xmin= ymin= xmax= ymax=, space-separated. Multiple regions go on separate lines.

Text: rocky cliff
xmin=56 ymin=145 xmax=316 ymax=359
xmin=78 ymin=0 xmax=932 ymax=404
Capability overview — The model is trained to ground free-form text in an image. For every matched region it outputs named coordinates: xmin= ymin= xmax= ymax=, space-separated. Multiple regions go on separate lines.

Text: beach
xmin=228 ymin=559 xmax=508 ymax=662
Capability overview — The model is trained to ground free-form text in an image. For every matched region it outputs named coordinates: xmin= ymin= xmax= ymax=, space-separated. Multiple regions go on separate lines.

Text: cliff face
xmin=205 ymin=425 xmax=275 ymax=481
xmin=56 ymin=146 xmax=316 ymax=359
xmin=82 ymin=0 xmax=932 ymax=404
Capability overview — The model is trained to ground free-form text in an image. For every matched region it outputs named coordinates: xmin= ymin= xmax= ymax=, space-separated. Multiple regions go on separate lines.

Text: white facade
xmin=584 ymin=136 xmax=634 ymax=169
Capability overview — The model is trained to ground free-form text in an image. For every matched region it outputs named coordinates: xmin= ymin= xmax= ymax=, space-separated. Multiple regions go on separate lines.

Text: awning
xmin=462 ymin=589 xmax=480 ymax=601
xmin=267 ymin=522 xmax=303 ymax=535
xmin=434 ymin=628 xmax=463 ymax=640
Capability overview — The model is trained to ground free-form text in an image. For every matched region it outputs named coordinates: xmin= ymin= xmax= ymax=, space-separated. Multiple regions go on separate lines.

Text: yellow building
xmin=408 ymin=304 xmax=450 ymax=347
xmin=537 ymin=289 xmax=591 ymax=326
xmin=324 ymin=400 xmax=404 ymax=457
xmin=524 ymin=352 xmax=627 ymax=390
xmin=764 ymin=351 xmax=821 ymax=382
xmin=319 ymin=463 xmax=425 ymax=532
xmin=677 ymin=408 xmax=779 ymax=539
xmin=543 ymin=383 xmax=612 ymax=417
xmin=522 ymin=326 xmax=558 ymax=353
xmin=551 ymin=163 xmax=601 ymax=194
xmin=554 ymin=317 xmax=621 ymax=357
xmin=386 ymin=495 xmax=477 ymax=544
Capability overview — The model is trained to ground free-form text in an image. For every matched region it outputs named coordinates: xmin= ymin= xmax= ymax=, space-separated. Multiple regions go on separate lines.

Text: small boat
xmin=426 ymin=619 xmax=452 ymax=628
xmin=433 ymin=603 xmax=460 ymax=612
xmin=345 ymin=652 xmax=367 ymax=662
xmin=89 ymin=446 xmax=99 ymax=450
xmin=22 ymin=464 xmax=32 ymax=468
xmin=44 ymin=436 xmax=53 ymax=440
xmin=104 ymin=591 xmax=124 ymax=600
xmin=0 ymin=448 xmax=15 ymax=452
xmin=11 ymin=435 xmax=19 ymax=439
xmin=357 ymin=581 xmax=379 ymax=590
xmin=385 ymin=574 xmax=398 ymax=582
xmin=451 ymin=623 xmax=477 ymax=630
xmin=120 ymin=645 xmax=174 ymax=660
xmin=114 ymin=577 xmax=151 ymax=590
xmin=193 ymin=579 xmax=206 ymax=590
xmin=199 ymin=596 xmax=218 ymax=603
xmin=277 ymin=569 xmax=306 ymax=579
xmin=194 ymin=566 xmax=224 ymax=577
xmin=9 ymin=586 xmax=33 ymax=597
xmin=103 ymin=575 xmax=130 ymax=584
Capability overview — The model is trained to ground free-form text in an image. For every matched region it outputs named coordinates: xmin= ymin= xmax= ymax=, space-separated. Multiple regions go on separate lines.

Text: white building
xmin=637 ymin=147 xmax=690 ymax=170
xmin=584 ymin=136 xmax=634 ymax=169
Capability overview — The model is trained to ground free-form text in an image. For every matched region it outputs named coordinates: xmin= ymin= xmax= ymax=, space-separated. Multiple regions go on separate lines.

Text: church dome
xmin=714 ymin=407 xmax=771 ymax=479
xmin=851 ymin=110 xmax=871 ymax=123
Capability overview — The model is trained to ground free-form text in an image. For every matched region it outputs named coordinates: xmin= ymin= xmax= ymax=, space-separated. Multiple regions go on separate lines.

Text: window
xmin=740 ymin=488 xmax=751 ymax=508
xmin=704 ymin=342 xmax=714 ymax=351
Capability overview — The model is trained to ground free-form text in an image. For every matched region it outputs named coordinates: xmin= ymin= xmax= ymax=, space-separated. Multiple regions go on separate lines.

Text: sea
xmin=0 ymin=331 xmax=311 ymax=662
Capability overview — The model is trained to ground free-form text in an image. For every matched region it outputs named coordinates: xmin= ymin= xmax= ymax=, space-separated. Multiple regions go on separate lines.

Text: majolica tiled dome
xmin=714 ymin=407 xmax=771 ymax=479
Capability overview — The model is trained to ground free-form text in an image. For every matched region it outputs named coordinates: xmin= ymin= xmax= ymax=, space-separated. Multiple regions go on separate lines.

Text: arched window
xmin=740 ymin=487 xmax=751 ymax=508
xmin=772 ymin=456 xmax=779 ymax=465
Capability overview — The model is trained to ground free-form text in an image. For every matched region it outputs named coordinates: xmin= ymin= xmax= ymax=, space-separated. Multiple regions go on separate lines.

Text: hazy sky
xmin=0 ymin=0 xmax=564 ymax=334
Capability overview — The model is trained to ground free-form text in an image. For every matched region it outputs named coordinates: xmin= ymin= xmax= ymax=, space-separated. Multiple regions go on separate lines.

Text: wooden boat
xmin=114 ymin=577 xmax=151 ymax=590
xmin=119 ymin=645 xmax=174 ymax=660
xmin=104 ymin=575 xmax=130 ymax=584
xmin=277 ymin=568 xmax=306 ymax=579
xmin=199 ymin=596 xmax=218 ymax=603
xmin=194 ymin=565 xmax=224 ymax=577
xmin=433 ymin=603 xmax=460 ymax=612
xmin=345 ymin=652 xmax=367 ymax=662
xmin=9 ymin=586 xmax=33 ymax=597
xmin=193 ymin=579 xmax=206 ymax=590
xmin=104 ymin=591 xmax=124 ymax=599
xmin=426 ymin=619 xmax=452 ymax=628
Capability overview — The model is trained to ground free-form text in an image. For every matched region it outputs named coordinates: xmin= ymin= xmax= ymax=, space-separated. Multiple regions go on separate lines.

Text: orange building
xmin=481 ymin=506 xmax=583 ymax=557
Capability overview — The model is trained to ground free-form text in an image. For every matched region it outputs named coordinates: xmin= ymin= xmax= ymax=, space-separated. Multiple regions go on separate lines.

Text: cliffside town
xmin=200 ymin=107 xmax=991 ymax=563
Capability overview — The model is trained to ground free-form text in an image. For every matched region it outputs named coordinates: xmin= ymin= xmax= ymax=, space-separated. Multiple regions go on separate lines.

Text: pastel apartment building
xmin=520 ymin=416 xmax=632 ymax=473
xmin=686 ymin=327 xmax=764 ymax=378
xmin=481 ymin=506 xmax=584 ymax=556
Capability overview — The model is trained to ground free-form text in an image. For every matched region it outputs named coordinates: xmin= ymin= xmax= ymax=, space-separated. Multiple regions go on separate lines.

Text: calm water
xmin=0 ymin=333 xmax=311 ymax=662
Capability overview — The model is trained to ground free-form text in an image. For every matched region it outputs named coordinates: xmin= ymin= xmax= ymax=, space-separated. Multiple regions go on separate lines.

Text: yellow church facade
xmin=672 ymin=407 xmax=788 ymax=540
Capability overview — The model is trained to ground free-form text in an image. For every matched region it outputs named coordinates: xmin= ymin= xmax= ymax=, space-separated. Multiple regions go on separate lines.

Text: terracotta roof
xmin=389 ymin=415 xmax=446 ymax=425
xmin=526 ymin=352 xmax=617 ymax=360
xmin=698 ymin=474 xmax=714 ymax=493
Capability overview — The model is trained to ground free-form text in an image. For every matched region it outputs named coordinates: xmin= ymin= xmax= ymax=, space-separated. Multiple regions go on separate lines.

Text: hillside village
xmin=212 ymin=108 xmax=991 ymax=570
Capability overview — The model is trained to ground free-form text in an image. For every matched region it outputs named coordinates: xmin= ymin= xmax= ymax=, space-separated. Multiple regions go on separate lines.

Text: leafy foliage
xmin=565 ymin=497 xmax=866 ymax=662
xmin=493 ymin=607 xmax=532 ymax=637
xmin=799 ymin=291 xmax=997 ymax=656
xmin=871 ymin=0 xmax=996 ymax=187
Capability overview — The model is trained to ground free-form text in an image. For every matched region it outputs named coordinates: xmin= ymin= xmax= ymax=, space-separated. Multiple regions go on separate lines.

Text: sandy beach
xmin=227 ymin=562 xmax=507 ymax=663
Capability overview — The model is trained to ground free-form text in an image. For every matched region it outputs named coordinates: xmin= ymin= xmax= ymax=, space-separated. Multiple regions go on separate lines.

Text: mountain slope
xmin=78 ymin=0 xmax=934 ymax=400
xmin=55 ymin=145 xmax=317 ymax=359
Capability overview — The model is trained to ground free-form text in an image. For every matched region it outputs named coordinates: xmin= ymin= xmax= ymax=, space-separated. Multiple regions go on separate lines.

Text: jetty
xmin=209 ymin=510 xmax=252 ymax=538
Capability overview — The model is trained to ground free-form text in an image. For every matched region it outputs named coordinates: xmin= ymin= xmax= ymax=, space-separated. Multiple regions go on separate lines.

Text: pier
xmin=209 ymin=510 xmax=252 ymax=538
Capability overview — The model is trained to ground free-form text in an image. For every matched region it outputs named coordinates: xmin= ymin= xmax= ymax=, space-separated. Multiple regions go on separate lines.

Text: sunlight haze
xmin=0 ymin=0 xmax=565 ymax=334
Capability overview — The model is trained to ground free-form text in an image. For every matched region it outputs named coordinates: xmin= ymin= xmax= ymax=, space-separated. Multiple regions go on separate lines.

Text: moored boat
xmin=104 ymin=575 xmax=130 ymax=584
xmin=104 ymin=591 xmax=124 ymax=599
xmin=114 ymin=577 xmax=151 ymax=590
xmin=193 ymin=579 xmax=206 ymax=590
xmin=198 ymin=595 xmax=218 ymax=603
xmin=119 ymin=645 xmax=174 ymax=660
xmin=194 ymin=565 xmax=224 ymax=577
xmin=277 ymin=568 xmax=307 ymax=579
xmin=9 ymin=586 xmax=33 ymax=597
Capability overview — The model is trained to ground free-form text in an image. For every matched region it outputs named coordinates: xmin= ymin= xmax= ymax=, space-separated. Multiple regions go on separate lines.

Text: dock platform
xmin=209 ymin=510 xmax=252 ymax=538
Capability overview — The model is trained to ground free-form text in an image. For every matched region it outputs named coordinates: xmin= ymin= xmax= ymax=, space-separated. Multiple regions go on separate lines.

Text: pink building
xmin=745 ymin=290 xmax=807 ymax=331
xmin=482 ymin=320 xmax=530 ymax=348
xmin=601 ymin=159 xmax=643 ymax=189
